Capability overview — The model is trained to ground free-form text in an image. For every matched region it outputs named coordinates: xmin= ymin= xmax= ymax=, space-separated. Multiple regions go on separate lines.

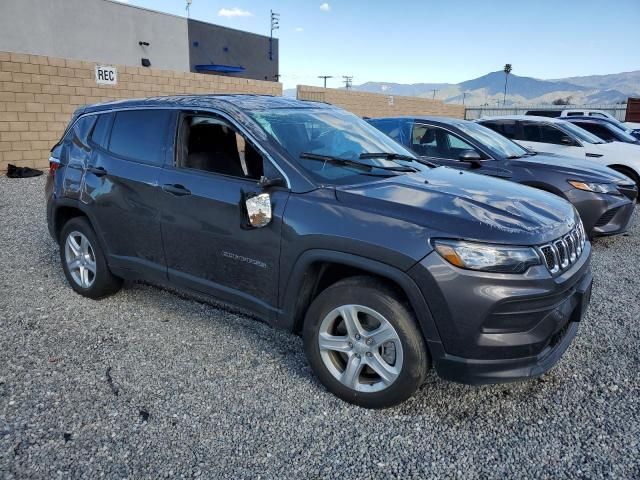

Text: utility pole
xmin=343 ymin=76 xmax=353 ymax=90
xmin=274 ymin=74 xmax=281 ymax=82
xmin=462 ymin=91 xmax=467 ymax=105
xmin=185 ymin=0 xmax=192 ymax=18
xmin=318 ymin=75 xmax=333 ymax=88
xmin=269 ymin=10 xmax=280 ymax=61
xmin=431 ymin=89 xmax=439 ymax=100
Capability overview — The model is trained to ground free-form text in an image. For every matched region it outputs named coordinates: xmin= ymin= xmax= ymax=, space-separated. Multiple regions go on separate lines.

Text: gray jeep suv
xmin=46 ymin=95 xmax=593 ymax=408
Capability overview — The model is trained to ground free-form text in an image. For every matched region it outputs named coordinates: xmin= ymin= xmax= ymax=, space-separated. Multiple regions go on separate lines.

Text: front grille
xmin=594 ymin=207 xmax=621 ymax=227
xmin=536 ymin=221 xmax=586 ymax=275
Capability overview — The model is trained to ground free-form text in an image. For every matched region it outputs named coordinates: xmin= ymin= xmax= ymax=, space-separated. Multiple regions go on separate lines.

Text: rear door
xmin=83 ymin=109 xmax=174 ymax=282
xmin=158 ymin=111 xmax=289 ymax=318
xmin=410 ymin=122 xmax=497 ymax=174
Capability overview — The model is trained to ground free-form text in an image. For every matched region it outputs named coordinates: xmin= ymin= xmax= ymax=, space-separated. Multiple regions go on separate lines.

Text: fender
xmin=277 ymin=249 xmax=445 ymax=357
xmin=519 ymin=180 xmax=566 ymax=198
xmin=50 ymin=197 xmax=112 ymax=257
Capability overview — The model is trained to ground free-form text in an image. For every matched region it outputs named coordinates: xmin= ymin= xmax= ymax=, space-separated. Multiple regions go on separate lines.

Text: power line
xmin=318 ymin=75 xmax=333 ymax=88
xmin=343 ymin=76 xmax=353 ymax=90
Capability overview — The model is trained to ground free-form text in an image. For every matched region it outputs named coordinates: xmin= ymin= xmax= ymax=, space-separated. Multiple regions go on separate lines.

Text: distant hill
xmin=286 ymin=70 xmax=640 ymax=106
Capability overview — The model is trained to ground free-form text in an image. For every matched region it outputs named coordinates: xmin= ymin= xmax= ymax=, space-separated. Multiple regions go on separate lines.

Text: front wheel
xmin=303 ymin=276 xmax=429 ymax=408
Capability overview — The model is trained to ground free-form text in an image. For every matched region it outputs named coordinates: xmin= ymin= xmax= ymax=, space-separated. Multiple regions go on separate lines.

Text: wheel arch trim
xmin=279 ymin=249 xmax=444 ymax=349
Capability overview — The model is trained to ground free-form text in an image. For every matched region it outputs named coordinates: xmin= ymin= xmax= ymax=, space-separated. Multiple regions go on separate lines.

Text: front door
xmin=158 ymin=112 xmax=289 ymax=318
xmin=410 ymin=122 xmax=497 ymax=175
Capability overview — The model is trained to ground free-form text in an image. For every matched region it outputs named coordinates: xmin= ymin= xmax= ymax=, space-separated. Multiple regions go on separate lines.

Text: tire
xmin=59 ymin=216 xmax=122 ymax=299
xmin=303 ymin=276 xmax=429 ymax=408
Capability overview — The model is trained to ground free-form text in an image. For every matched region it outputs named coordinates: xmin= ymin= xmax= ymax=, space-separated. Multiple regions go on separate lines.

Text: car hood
xmin=510 ymin=153 xmax=631 ymax=184
xmin=335 ymin=167 xmax=577 ymax=245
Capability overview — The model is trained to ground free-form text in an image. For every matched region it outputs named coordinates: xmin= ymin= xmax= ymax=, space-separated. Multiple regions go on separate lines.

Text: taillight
xmin=49 ymin=156 xmax=60 ymax=176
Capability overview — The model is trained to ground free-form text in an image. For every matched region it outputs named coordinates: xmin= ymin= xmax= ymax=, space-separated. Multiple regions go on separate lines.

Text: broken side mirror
xmin=245 ymin=193 xmax=272 ymax=228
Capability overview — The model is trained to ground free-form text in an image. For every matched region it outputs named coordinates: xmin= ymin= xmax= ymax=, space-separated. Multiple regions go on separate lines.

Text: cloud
xmin=218 ymin=7 xmax=253 ymax=17
xmin=294 ymin=27 xmax=304 ymax=32
xmin=319 ymin=3 xmax=330 ymax=12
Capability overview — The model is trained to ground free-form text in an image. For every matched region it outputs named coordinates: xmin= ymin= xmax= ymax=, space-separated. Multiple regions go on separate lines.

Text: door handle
xmin=162 ymin=184 xmax=192 ymax=196
xmin=87 ymin=165 xmax=107 ymax=177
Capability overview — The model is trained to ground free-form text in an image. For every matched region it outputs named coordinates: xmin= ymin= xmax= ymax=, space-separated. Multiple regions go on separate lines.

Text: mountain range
xmin=285 ymin=70 xmax=640 ymax=106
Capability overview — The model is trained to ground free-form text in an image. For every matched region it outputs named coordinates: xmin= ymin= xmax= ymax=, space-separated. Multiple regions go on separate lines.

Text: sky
xmin=117 ymin=0 xmax=639 ymax=89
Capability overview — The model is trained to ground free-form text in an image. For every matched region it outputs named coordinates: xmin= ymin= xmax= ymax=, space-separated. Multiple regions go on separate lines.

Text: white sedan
xmin=479 ymin=115 xmax=640 ymax=188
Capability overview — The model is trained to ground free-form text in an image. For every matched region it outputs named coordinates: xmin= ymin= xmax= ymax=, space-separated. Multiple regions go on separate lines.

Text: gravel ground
xmin=0 ymin=175 xmax=639 ymax=479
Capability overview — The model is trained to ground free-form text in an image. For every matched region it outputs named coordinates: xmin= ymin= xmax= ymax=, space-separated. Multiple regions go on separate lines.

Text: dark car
xmin=46 ymin=95 xmax=593 ymax=408
xmin=367 ymin=116 xmax=637 ymax=237
xmin=562 ymin=117 xmax=640 ymax=144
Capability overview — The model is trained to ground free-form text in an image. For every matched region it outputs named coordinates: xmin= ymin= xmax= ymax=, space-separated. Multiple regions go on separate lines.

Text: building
xmin=0 ymin=0 xmax=279 ymax=82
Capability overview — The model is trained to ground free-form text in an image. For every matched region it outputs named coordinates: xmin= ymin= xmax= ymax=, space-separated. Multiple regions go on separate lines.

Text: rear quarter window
xmin=107 ymin=110 xmax=173 ymax=166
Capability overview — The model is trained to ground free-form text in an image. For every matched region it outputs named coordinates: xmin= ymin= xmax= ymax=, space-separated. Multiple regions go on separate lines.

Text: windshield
xmin=249 ymin=108 xmax=427 ymax=185
xmin=557 ymin=121 xmax=605 ymax=144
xmin=454 ymin=121 xmax=528 ymax=158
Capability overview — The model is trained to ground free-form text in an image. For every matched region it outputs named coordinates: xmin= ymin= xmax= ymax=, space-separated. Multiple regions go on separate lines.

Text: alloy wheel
xmin=64 ymin=231 xmax=97 ymax=289
xmin=318 ymin=304 xmax=403 ymax=392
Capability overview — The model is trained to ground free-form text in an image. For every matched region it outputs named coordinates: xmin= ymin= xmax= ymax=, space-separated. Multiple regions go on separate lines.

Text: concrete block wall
xmin=296 ymin=85 xmax=465 ymax=119
xmin=0 ymin=51 xmax=282 ymax=171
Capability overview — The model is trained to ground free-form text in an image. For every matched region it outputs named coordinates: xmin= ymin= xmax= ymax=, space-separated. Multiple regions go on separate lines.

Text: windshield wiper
xmin=300 ymin=152 xmax=417 ymax=173
xmin=358 ymin=152 xmax=424 ymax=170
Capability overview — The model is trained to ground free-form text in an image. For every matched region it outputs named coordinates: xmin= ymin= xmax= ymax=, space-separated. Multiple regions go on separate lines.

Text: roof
xmin=78 ymin=94 xmax=335 ymax=115
xmin=479 ymin=115 xmax=569 ymax=123
xmin=367 ymin=116 xmax=473 ymax=126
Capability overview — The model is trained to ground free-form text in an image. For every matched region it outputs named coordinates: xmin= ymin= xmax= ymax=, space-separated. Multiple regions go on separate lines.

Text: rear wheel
xmin=303 ymin=276 xmax=429 ymax=408
xmin=59 ymin=217 xmax=122 ymax=299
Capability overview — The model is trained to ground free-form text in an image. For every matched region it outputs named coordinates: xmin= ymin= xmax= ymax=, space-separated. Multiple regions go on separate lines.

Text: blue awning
xmin=195 ymin=64 xmax=245 ymax=73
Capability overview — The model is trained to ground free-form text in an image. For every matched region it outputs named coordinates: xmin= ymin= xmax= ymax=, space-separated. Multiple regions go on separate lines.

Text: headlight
xmin=568 ymin=180 xmax=619 ymax=194
xmin=433 ymin=240 xmax=541 ymax=274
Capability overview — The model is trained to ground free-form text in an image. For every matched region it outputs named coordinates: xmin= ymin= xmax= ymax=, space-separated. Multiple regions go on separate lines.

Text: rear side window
xmin=90 ymin=113 xmax=113 ymax=149
xmin=65 ymin=116 xmax=96 ymax=147
xmin=108 ymin=110 xmax=172 ymax=165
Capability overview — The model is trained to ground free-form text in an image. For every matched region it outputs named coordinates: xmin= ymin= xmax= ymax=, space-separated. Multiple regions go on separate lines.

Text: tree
xmin=503 ymin=64 xmax=512 ymax=106
xmin=552 ymin=96 xmax=573 ymax=105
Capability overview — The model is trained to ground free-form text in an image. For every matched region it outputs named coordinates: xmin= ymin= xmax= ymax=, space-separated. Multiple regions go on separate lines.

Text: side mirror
xmin=458 ymin=149 xmax=483 ymax=166
xmin=560 ymin=136 xmax=574 ymax=145
xmin=245 ymin=193 xmax=272 ymax=228
xmin=258 ymin=175 xmax=285 ymax=188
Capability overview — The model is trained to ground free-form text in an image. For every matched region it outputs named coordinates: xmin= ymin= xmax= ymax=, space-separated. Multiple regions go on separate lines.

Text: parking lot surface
xmin=1 ymin=175 xmax=639 ymax=479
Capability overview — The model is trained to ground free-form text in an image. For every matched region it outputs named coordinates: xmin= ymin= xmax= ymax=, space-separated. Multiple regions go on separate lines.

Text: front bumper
xmin=409 ymin=243 xmax=592 ymax=385
xmin=566 ymin=187 xmax=637 ymax=237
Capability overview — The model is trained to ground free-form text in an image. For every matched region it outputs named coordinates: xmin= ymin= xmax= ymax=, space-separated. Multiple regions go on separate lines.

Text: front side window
xmin=249 ymin=108 xmax=423 ymax=185
xmin=574 ymin=123 xmax=613 ymax=141
xmin=176 ymin=114 xmax=266 ymax=180
xmin=522 ymin=122 xmax=568 ymax=144
xmin=108 ymin=110 xmax=172 ymax=166
xmin=411 ymin=124 xmax=480 ymax=160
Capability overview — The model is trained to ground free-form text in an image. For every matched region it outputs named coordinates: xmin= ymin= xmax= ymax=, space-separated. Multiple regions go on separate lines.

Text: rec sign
xmin=95 ymin=65 xmax=118 ymax=85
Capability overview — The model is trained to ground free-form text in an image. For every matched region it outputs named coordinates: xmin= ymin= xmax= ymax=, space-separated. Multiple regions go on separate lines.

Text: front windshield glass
xmin=249 ymin=108 xmax=427 ymax=185
xmin=557 ymin=121 xmax=605 ymax=144
xmin=454 ymin=121 xmax=528 ymax=158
